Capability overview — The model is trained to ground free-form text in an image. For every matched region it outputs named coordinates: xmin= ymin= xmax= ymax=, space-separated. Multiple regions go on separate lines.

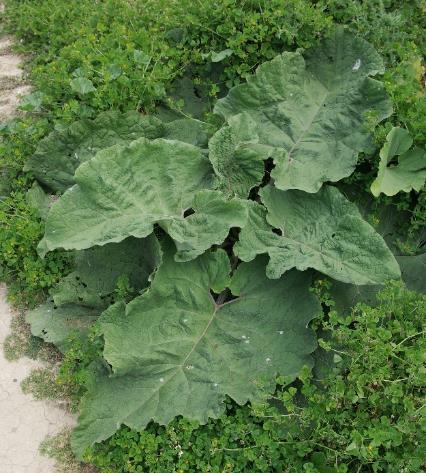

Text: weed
xmin=40 ymin=429 xmax=98 ymax=473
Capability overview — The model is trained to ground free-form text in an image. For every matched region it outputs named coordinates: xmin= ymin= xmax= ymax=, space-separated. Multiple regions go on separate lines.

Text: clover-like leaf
xmin=71 ymin=239 xmax=320 ymax=458
xmin=215 ymin=27 xmax=392 ymax=193
xmin=26 ymin=111 xmax=165 ymax=192
xmin=235 ymin=185 xmax=400 ymax=284
xmin=51 ymin=235 xmax=161 ymax=309
xmin=371 ymin=127 xmax=426 ymax=197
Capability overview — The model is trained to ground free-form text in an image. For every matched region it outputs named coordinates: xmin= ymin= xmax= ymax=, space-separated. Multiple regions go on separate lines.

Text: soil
xmin=0 ymin=10 xmax=76 ymax=473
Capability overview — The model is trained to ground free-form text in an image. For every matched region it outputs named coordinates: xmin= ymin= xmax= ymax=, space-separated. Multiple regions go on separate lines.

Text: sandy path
xmin=0 ymin=287 xmax=76 ymax=473
xmin=0 ymin=34 xmax=31 ymax=121
xmin=0 ymin=11 xmax=76 ymax=473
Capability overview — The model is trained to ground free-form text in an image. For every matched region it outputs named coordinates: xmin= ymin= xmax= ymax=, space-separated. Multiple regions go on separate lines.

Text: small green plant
xmin=0 ymin=190 xmax=71 ymax=307
xmin=2 ymin=310 xmax=41 ymax=360
xmin=40 ymin=429 xmax=97 ymax=473
xmin=56 ymin=329 xmax=104 ymax=412
xmin=21 ymin=367 xmax=74 ymax=406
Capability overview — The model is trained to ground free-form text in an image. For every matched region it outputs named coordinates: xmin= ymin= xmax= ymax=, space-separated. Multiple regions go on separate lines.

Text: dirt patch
xmin=0 ymin=10 xmax=80 ymax=472
xmin=0 ymin=84 xmax=31 ymax=120
xmin=0 ymin=286 xmax=76 ymax=473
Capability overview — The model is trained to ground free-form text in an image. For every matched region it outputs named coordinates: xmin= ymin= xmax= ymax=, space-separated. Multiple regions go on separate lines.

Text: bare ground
xmin=0 ymin=11 xmax=77 ymax=473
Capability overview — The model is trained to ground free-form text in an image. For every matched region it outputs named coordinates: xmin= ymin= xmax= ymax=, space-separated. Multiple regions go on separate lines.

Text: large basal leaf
xmin=28 ymin=236 xmax=161 ymax=352
xmin=51 ymin=235 xmax=161 ymax=309
xmin=38 ymin=138 xmax=248 ymax=259
xmin=398 ymin=253 xmax=426 ymax=294
xmin=25 ymin=181 xmax=51 ymax=220
xmin=235 ymin=185 xmax=400 ymax=284
xmin=26 ymin=111 xmax=215 ymax=194
xmin=25 ymin=111 xmax=165 ymax=193
xmin=330 ymin=252 xmax=426 ymax=315
xmin=371 ymin=127 xmax=426 ymax=197
xmin=165 ymin=190 xmax=248 ymax=261
xmin=27 ymin=302 xmax=98 ymax=352
xmin=37 ymin=138 xmax=212 ymax=255
xmin=330 ymin=280 xmax=381 ymax=315
xmin=162 ymin=118 xmax=217 ymax=149
xmin=214 ymin=27 xmax=392 ymax=193
xmin=71 ymin=240 xmax=320 ymax=458
xmin=208 ymin=115 xmax=273 ymax=198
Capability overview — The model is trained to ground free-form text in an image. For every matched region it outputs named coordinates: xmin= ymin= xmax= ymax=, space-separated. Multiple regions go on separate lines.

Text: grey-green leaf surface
xmin=329 ymin=252 xmax=426 ymax=314
xmin=330 ymin=280 xmax=381 ymax=314
xmin=371 ymin=127 xmax=426 ymax=196
xmin=71 ymin=240 xmax=319 ymax=458
xmin=162 ymin=118 xmax=217 ymax=148
xmin=26 ymin=181 xmax=51 ymax=220
xmin=25 ymin=111 xmax=165 ymax=192
xmin=38 ymin=138 xmax=215 ymax=256
xmin=398 ymin=253 xmax=426 ymax=294
xmin=51 ymin=235 xmax=161 ymax=309
xmin=27 ymin=302 xmax=98 ymax=352
xmin=70 ymin=77 xmax=96 ymax=95
xmin=235 ymin=185 xmax=400 ymax=284
xmin=208 ymin=115 xmax=273 ymax=197
xmin=202 ymin=48 xmax=234 ymax=63
xmin=214 ymin=27 xmax=392 ymax=193
xmin=165 ymin=190 xmax=248 ymax=261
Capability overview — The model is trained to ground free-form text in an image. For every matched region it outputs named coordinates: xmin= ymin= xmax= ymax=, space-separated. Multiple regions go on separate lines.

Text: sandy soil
xmin=0 ymin=35 xmax=31 ymax=121
xmin=0 ymin=286 xmax=76 ymax=473
xmin=0 ymin=12 xmax=76 ymax=473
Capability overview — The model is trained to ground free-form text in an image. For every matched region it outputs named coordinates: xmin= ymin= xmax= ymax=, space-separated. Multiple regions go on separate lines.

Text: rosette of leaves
xmin=29 ymin=29 xmax=405 ymax=457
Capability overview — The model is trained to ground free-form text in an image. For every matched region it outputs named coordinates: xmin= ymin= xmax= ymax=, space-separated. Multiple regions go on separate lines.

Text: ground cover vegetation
xmin=1 ymin=0 xmax=425 ymax=472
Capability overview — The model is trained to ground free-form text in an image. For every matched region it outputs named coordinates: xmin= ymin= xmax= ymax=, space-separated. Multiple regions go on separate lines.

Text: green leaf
xmin=371 ymin=127 xmax=426 ymax=196
xmin=163 ymin=118 xmax=217 ymax=148
xmin=160 ymin=76 xmax=211 ymax=120
xmin=51 ymin=236 xmax=161 ymax=309
xmin=38 ymin=138 xmax=214 ymax=256
xmin=105 ymin=64 xmax=122 ymax=80
xmin=133 ymin=50 xmax=151 ymax=65
xmin=165 ymin=190 xmax=248 ymax=261
xmin=214 ymin=27 xmax=392 ymax=193
xmin=71 ymin=240 xmax=319 ymax=458
xmin=27 ymin=302 xmax=98 ymax=352
xmin=70 ymin=77 xmax=97 ymax=95
xmin=25 ymin=111 xmax=165 ymax=192
xmin=398 ymin=253 xmax=426 ymax=294
xmin=329 ymin=252 xmax=426 ymax=315
xmin=202 ymin=48 xmax=233 ymax=63
xmin=235 ymin=185 xmax=400 ymax=284
xmin=26 ymin=181 xmax=51 ymax=219
xmin=330 ymin=280 xmax=381 ymax=314
xmin=208 ymin=115 xmax=272 ymax=197
xmin=19 ymin=91 xmax=45 ymax=111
